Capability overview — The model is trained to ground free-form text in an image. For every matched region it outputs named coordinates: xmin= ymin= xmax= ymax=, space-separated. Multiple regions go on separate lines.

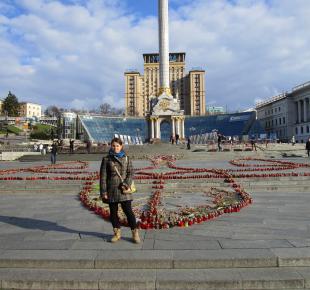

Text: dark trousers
xmin=307 ymin=150 xmax=310 ymax=157
xmin=109 ymin=200 xmax=137 ymax=230
xmin=51 ymin=153 xmax=56 ymax=164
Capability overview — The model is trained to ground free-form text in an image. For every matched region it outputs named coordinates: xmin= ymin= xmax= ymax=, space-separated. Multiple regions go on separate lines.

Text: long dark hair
xmin=110 ymin=137 xmax=123 ymax=146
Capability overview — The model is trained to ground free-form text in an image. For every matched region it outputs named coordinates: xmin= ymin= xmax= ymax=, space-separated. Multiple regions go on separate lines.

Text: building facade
xmin=206 ymin=106 xmax=225 ymax=115
xmin=256 ymin=94 xmax=291 ymax=141
xmin=59 ymin=112 xmax=77 ymax=140
xmin=291 ymin=82 xmax=310 ymax=143
xmin=125 ymin=53 xmax=206 ymax=117
xmin=19 ymin=102 xmax=42 ymax=118
xmin=256 ymin=81 xmax=310 ymax=143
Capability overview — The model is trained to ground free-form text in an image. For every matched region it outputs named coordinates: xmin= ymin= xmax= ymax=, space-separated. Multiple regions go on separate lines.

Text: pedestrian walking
xmin=51 ymin=142 xmax=57 ymax=165
xmin=69 ymin=139 xmax=74 ymax=154
xmin=187 ymin=137 xmax=191 ymax=150
xmin=86 ymin=140 xmax=92 ymax=154
xmin=306 ymin=138 xmax=310 ymax=157
xmin=217 ymin=133 xmax=223 ymax=151
xmin=175 ymin=134 xmax=179 ymax=145
xmin=39 ymin=143 xmax=44 ymax=155
xmin=99 ymin=137 xmax=140 ymax=244
xmin=250 ymin=139 xmax=257 ymax=151
xmin=291 ymin=135 xmax=295 ymax=146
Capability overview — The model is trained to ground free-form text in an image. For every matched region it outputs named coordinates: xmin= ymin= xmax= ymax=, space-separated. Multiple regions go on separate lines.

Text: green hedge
xmin=30 ymin=124 xmax=55 ymax=140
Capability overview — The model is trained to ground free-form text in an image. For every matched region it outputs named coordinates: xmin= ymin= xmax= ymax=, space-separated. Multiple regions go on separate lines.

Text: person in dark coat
xmin=306 ymin=138 xmax=310 ymax=157
xmin=187 ymin=137 xmax=191 ymax=150
xmin=86 ymin=140 xmax=92 ymax=154
xmin=217 ymin=133 xmax=223 ymax=151
xmin=175 ymin=134 xmax=179 ymax=145
xmin=99 ymin=137 xmax=140 ymax=244
xmin=69 ymin=139 xmax=74 ymax=154
xmin=250 ymin=139 xmax=257 ymax=151
xmin=51 ymin=142 xmax=57 ymax=165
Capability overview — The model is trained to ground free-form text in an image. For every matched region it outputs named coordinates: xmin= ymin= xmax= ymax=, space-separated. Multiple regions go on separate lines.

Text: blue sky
xmin=0 ymin=0 xmax=310 ymax=111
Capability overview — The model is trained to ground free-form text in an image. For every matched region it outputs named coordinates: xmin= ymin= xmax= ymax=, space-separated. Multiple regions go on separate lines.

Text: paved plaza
xmin=0 ymin=144 xmax=310 ymax=289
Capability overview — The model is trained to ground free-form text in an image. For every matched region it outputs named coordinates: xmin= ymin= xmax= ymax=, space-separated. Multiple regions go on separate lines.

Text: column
xmin=172 ymin=117 xmax=175 ymax=137
xmin=156 ymin=118 xmax=160 ymax=139
xmin=151 ymin=118 xmax=154 ymax=139
xmin=175 ymin=117 xmax=179 ymax=135
xmin=304 ymin=98 xmax=308 ymax=123
xmin=179 ymin=118 xmax=183 ymax=139
xmin=158 ymin=0 xmax=170 ymax=89
xmin=298 ymin=101 xmax=301 ymax=123
xmin=182 ymin=118 xmax=185 ymax=139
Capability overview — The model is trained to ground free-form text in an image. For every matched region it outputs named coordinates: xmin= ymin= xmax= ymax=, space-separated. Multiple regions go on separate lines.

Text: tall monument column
xmin=148 ymin=0 xmax=184 ymax=142
xmin=158 ymin=0 xmax=170 ymax=94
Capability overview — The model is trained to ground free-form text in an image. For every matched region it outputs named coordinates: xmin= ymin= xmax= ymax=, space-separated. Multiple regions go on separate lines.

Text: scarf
xmin=109 ymin=148 xmax=126 ymax=158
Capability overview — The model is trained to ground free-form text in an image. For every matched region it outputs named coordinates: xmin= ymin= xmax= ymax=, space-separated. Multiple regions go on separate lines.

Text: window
xmin=279 ymin=118 xmax=281 ymax=125
xmin=307 ymin=126 xmax=309 ymax=133
xmin=283 ymin=117 xmax=285 ymax=124
xmin=275 ymin=108 xmax=277 ymax=113
xmin=301 ymin=126 xmax=304 ymax=134
xmin=279 ymin=107 xmax=281 ymax=112
xmin=275 ymin=119 xmax=277 ymax=125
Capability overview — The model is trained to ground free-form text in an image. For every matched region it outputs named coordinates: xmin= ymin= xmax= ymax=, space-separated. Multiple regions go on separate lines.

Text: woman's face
xmin=111 ymin=142 xmax=122 ymax=153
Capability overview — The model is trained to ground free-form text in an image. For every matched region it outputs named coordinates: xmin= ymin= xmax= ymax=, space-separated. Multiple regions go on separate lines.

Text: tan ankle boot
xmin=131 ymin=229 xmax=140 ymax=244
xmin=111 ymin=228 xmax=121 ymax=243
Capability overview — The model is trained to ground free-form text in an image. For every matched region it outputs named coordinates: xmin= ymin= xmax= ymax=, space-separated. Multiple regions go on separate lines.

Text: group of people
xmin=169 ymin=134 xmax=180 ymax=145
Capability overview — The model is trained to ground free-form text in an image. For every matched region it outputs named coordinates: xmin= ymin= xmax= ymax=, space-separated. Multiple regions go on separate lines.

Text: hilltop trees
xmin=2 ymin=91 xmax=20 ymax=116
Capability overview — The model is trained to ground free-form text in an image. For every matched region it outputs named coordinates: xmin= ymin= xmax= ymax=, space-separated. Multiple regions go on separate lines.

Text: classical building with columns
xmin=256 ymin=81 xmax=310 ymax=143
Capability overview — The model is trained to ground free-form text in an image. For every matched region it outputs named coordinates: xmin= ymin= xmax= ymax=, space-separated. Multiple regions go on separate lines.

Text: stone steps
xmin=0 ymin=248 xmax=309 ymax=289
xmin=0 ymin=267 xmax=309 ymax=289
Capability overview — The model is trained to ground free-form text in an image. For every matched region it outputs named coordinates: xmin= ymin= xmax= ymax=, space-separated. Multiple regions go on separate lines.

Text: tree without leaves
xmin=44 ymin=106 xmax=61 ymax=117
xmin=100 ymin=103 xmax=111 ymax=114
xmin=2 ymin=91 xmax=20 ymax=116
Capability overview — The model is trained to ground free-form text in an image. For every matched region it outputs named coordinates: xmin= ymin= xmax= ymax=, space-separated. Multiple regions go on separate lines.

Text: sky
xmin=0 ymin=0 xmax=309 ymax=112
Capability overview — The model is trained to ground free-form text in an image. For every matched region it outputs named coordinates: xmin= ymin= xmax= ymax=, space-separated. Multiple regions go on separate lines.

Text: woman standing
xmin=99 ymin=138 xmax=140 ymax=243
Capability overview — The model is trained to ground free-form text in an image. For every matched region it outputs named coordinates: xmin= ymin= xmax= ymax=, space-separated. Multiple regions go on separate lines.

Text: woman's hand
xmin=101 ymin=192 xmax=108 ymax=200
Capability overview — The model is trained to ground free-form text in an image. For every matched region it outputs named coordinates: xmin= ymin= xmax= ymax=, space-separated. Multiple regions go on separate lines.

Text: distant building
xmin=256 ymin=81 xmax=310 ymax=143
xmin=19 ymin=102 xmax=42 ymax=118
xmin=206 ymin=106 xmax=225 ymax=115
xmin=59 ymin=112 xmax=77 ymax=139
xmin=125 ymin=53 xmax=206 ymax=117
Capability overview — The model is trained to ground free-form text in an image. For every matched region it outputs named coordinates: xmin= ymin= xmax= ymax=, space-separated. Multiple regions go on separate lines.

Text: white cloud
xmin=0 ymin=0 xmax=309 ymax=111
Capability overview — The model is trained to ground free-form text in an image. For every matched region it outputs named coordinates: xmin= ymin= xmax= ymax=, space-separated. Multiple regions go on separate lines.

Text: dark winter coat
xmin=99 ymin=154 xmax=133 ymax=203
xmin=306 ymin=141 xmax=310 ymax=150
xmin=51 ymin=144 xmax=57 ymax=155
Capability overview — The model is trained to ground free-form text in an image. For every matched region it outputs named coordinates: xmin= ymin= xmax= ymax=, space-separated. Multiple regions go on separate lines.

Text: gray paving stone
xmin=154 ymin=239 xmax=221 ymax=250
xmin=295 ymin=267 xmax=310 ymax=288
xmin=142 ymin=238 xmax=155 ymax=250
xmin=95 ymin=250 xmax=173 ymax=269
xmin=0 ymin=239 xmax=75 ymax=250
xmin=0 ymin=250 xmax=99 ymax=268
xmin=71 ymin=240 xmax=143 ymax=250
xmin=288 ymin=239 xmax=310 ymax=247
xmin=99 ymin=269 xmax=156 ymax=289
xmin=272 ymin=248 xmax=310 ymax=266
xmin=239 ymin=267 xmax=305 ymax=289
xmin=156 ymin=268 xmax=242 ymax=290
xmin=24 ymin=231 xmax=80 ymax=241
xmin=219 ymin=239 xmax=293 ymax=249
xmin=172 ymin=249 xmax=277 ymax=269
xmin=0 ymin=268 xmax=101 ymax=289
